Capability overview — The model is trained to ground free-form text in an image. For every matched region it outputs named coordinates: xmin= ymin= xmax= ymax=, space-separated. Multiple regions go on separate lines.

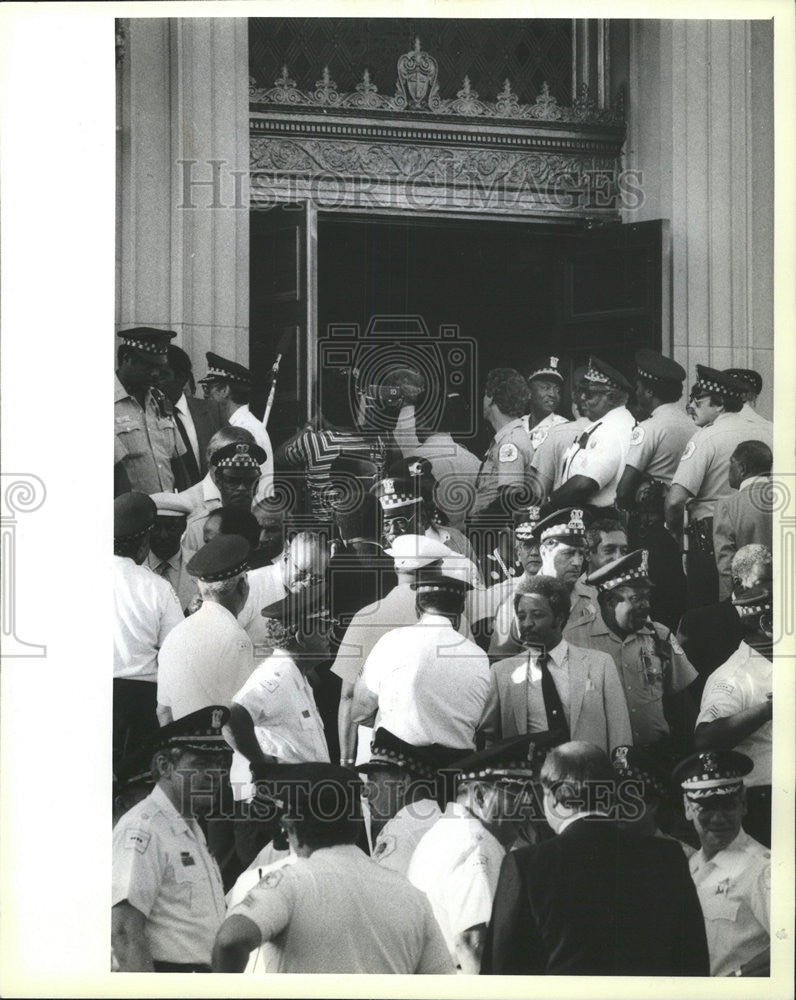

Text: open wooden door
xmin=250 ymin=203 xmax=317 ymax=450
xmin=551 ymin=219 xmax=671 ymax=399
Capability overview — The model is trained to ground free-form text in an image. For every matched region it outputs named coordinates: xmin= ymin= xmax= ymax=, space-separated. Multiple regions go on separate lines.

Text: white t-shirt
xmin=230 ymin=649 xmax=330 ymax=801
xmin=360 ymin=613 xmax=490 ymax=749
xmin=697 ymin=641 xmax=772 ymax=786
xmin=113 ymin=556 xmax=184 ymax=682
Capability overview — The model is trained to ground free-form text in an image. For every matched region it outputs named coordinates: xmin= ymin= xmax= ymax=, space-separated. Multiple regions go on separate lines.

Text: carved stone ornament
xmin=250 ymin=38 xmax=625 ymax=127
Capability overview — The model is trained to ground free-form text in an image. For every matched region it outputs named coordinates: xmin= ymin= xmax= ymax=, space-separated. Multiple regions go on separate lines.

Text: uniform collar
xmin=573 ymin=575 xmax=597 ymax=597
xmin=494 ymin=417 xmax=524 ymax=443
xmin=148 ymin=550 xmax=181 ymax=573
xmin=417 ymin=612 xmax=456 ymax=628
xmin=693 ymin=829 xmax=754 ymax=875
xmin=651 ymin=401 xmax=682 ymax=417
xmin=559 ymin=810 xmax=611 ymax=833
xmin=202 ymin=473 xmax=221 ymax=503
xmin=175 ymin=392 xmax=189 ymax=416
xmin=586 ymin=405 xmax=630 ymax=431
xmin=198 ymin=600 xmax=240 ymax=626
xmin=151 ymin=783 xmax=192 ymax=836
xmin=736 ymin=641 xmax=773 ymax=674
xmin=739 ymin=474 xmax=770 ymax=492
xmin=588 ymin=617 xmax=654 ymax=641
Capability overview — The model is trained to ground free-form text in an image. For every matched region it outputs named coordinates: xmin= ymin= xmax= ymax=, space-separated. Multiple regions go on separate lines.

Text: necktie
xmin=532 ymin=649 xmax=570 ymax=740
xmin=156 ymin=561 xmax=174 ymax=588
xmin=173 ymin=410 xmax=201 ymax=483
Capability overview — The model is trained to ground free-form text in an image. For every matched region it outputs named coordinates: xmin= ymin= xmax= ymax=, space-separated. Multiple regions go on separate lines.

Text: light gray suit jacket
xmin=477 ymin=641 xmax=633 ymax=754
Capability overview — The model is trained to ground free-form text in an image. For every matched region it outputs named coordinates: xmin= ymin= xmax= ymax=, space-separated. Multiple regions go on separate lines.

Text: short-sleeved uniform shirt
xmin=696 ymin=642 xmax=772 ymax=786
xmin=112 ymin=784 xmax=226 ymax=964
xmin=689 ymin=829 xmax=770 ymax=977
xmin=113 ymin=556 xmax=184 ymax=682
xmin=229 ymin=649 xmax=330 ymax=801
xmin=531 ymin=417 xmax=587 ymax=499
xmin=560 ymin=405 xmax=637 ymax=507
xmin=228 ymin=843 xmax=454 ymax=973
xmin=564 ymin=614 xmax=697 ymax=745
xmin=739 ymin=403 xmax=774 ymax=434
xmin=228 ymin=404 xmax=274 ymax=501
xmin=521 ymin=411 xmax=570 ymax=451
xmin=407 ymin=802 xmax=506 ymax=962
xmin=157 ymin=601 xmax=254 ymax=718
xmin=114 ymin=376 xmax=186 ymax=494
xmin=625 ymin=402 xmax=697 ymax=484
xmin=236 ymin=563 xmax=288 ymax=650
xmin=471 ymin=417 xmax=535 ymax=514
xmin=372 ymin=798 xmax=443 ymax=878
xmin=359 ymin=613 xmax=490 ymax=749
xmin=671 ymin=410 xmax=774 ymax=522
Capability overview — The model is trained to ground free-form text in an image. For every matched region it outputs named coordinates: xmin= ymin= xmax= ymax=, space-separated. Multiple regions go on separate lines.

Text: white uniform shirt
xmin=230 ymin=649 xmax=330 ymax=801
xmin=157 ymin=601 xmax=254 ymax=718
xmin=625 ymin=401 xmax=697 ymax=484
xmin=739 ymin=402 xmax=773 ymax=433
xmin=408 ymin=802 xmax=505 ymax=962
xmin=236 ymin=562 xmax=288 ymax=650
xmin=112 ymin=784 xmax=226 ymax=965
xmin=696 ymin=642 xmax=772 ymax=786
xmin=113 ymin=556 xmax=184 ymax=683
xmin=225 ymin=852 xmax=296 ymax=973
xmin=360 ymin=613 xmax=490 ymax=749
xmin=561 ymin=405 xmax=636 ymax=506
xmin=522 ymin=411 xmax=569 ymax=450
xmin=689 ymin=829 xmax=770 ymax=976
xmin=372 ymin=798 xmax=443 ymax=877
xmin=228 ymin=843 xmax=454 ymax=973
xmin=229 ymin=404 xmax=274 ymax=501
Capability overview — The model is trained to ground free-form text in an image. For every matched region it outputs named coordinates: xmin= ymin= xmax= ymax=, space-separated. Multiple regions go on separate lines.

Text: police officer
xmin=724 ymin=368 xmax=773 ymax=432
xmin=565 ymin=549 xmax=699 ymax=753
xmin=115 ymin=327 xmax=188 ymax=495
xmin=616 ymin=349 xmax=694 ymax=629
xmin=471 ymin=368 xmax=534 ymax=516
xmin=529 ymin=364 xmax=588 ymax=504
xmin=521 ymin=356 xmax=569 ymax=449
xmin=198 ymin=352 xmax=274 ymax=499
xmin=675 ymin=750 xmax=771 ymax=977
xmin=147 ymin=492 xmax=198 ymax=612
xmin=552 ymin=356 xmax=636 ymax=514
xmin=112 ymin=706 xmax=230 ymax=972
xmin=666 ymin=366 xmax=773 ymax=608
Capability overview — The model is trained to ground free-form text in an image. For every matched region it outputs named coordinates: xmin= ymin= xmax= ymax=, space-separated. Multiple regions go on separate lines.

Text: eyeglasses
xmin=689 ymin=795 xmax=743 ymax=814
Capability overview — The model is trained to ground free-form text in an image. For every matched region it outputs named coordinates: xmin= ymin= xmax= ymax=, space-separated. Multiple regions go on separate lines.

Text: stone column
xmin=116 ymin=18 xmax=250 ymax=369
xmin=623 ymin=20 xmax=774 ymax=418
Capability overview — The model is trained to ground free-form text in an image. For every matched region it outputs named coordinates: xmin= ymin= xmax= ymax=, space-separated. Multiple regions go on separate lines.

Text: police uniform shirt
xmin=331 ymin=584 xmax=474 ymax=686
xmin=530 ymin=417 xmax=587 ymax=499
xmin=625 ymin=402 xmax=697 ymax=484
xmin=472 ymin=417 xmax=535 ymax=514
xmin=564 ymin=614 xmax=697 ymax=745
xmin=114 ymin=375 xmax=187 ymax=494
xmin=424 ymin=524 xmax=482 ymax=584
xmin=560 ymin=405 xmax=637 ymax=507
xmin=739 ymin=402 xmax=774 ymax=433
xmin=688 ymin=829 xmax=770 ymax=976
xmin=112 ymin=784 xmax=226 ymax=965
xmin=228 ymin=843 xmax=454 ymax=973
xmin=671 ymin=410 xmax=774 ymax=522
xmin=467 ymin=575 xmax=517 ymax=626
xmin=372 ymin=798 xmax=443 ymax=878
xmin=521 ymin=411 xmax=570 ymax=451
xmin=225 ymin=853 xmax=296 ymax=973
xmin=177 ymin=472 xmax=220 ymax=519
xmin=157 ymin=601 xmax=254 ymax=719
xmin=406 ymin=432 xmax=483 ymax=528
xmin=236 ymin=562 xmax=288 ymax=650
xmin=696 ymin=642 xmax=772 ymax=786
xmin=145 ymin=549 xmax=197 ymax=613
xmin=229 ymin=648 xmax=330 ymax=802
xmin=360 ymin=613 xmax=490 ymax=749
xmin=113 ymin=555 xmax=184 ymax=682
xmin=570 ymin=576 xmax=601 ymax=623
xmin=407 ymin=802 xmax=506 ymax=963
xmin=228 ymin=404 xmax=274 ymax=501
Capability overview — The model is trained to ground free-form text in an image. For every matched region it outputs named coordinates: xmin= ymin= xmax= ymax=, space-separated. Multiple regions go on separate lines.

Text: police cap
xmin=635 ymin=349 xmax=686 ymax=383
xmin=114 ymin=492 xmax=157 ymax=541
xmin=586 ymin=548 xmax=653 ymax=592
xmin=117 ymin=327 xmax=176 ymax=357
xmin=186 ymin=534 xmax=250 ymax=581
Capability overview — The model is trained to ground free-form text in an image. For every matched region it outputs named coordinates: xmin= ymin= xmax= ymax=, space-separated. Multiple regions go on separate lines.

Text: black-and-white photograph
xmin=1 ymin=2 xmax=794 ymax=993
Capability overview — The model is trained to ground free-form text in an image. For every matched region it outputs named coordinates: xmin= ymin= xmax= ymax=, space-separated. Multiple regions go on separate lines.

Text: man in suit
xmin=481 ymin=741 xmax=709 ymax=976
xmin=676 ymin=543 xmax=771 ymax=695
xmin=713 ymin=441 xmax=773 ymax=600
xmin=478 ymin=575 xmax=632 ymax=755
xmin=157 ymin=344 xmax=226 ymax=485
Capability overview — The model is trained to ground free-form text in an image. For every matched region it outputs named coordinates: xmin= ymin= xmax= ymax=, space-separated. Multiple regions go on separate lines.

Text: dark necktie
xmin=155 ymin=561 xmax=174 ymax=588
xmin=533 ymin=648 xmax=570 ymax=740
xmin=173 ymin=410 xmax=201 ymax=483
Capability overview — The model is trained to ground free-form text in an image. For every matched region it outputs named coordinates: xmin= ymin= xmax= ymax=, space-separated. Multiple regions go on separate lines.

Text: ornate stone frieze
xmin=250 ymin=38 xmax=625 ymax=128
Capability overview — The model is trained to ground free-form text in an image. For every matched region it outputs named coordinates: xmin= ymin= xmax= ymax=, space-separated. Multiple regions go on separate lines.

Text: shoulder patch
xmin=124 ymin=828 xmax=151 ymax=854
xmin=630 ymin=424 xmax=645 ymax=446
xmin=373 ymin=835 xmax=396 ymax=862
xmin=263 ymin=677 xmax=280 ymax=693
xmin=680 ymin=440 xmax=696 ymax=461
xmin=262 ymin=870 xmax=283 ymax=888
xmin=498 ymin=443 xmax=518 ymax=463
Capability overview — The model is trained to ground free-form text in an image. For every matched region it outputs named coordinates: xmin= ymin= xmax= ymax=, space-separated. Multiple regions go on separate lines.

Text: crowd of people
xmin=112 ymin=325 xmax=776 ymax=976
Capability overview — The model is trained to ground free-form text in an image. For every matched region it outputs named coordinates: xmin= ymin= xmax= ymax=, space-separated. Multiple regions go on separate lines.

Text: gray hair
xmin=731 ymin=544 xmax=772 ymax=587
xmin=198 ymin=572 xmax=245 ymax=600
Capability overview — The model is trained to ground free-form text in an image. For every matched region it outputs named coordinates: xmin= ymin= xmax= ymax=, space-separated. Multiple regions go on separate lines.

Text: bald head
xmin=282 ymin=532 xmax=330 ymax=592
